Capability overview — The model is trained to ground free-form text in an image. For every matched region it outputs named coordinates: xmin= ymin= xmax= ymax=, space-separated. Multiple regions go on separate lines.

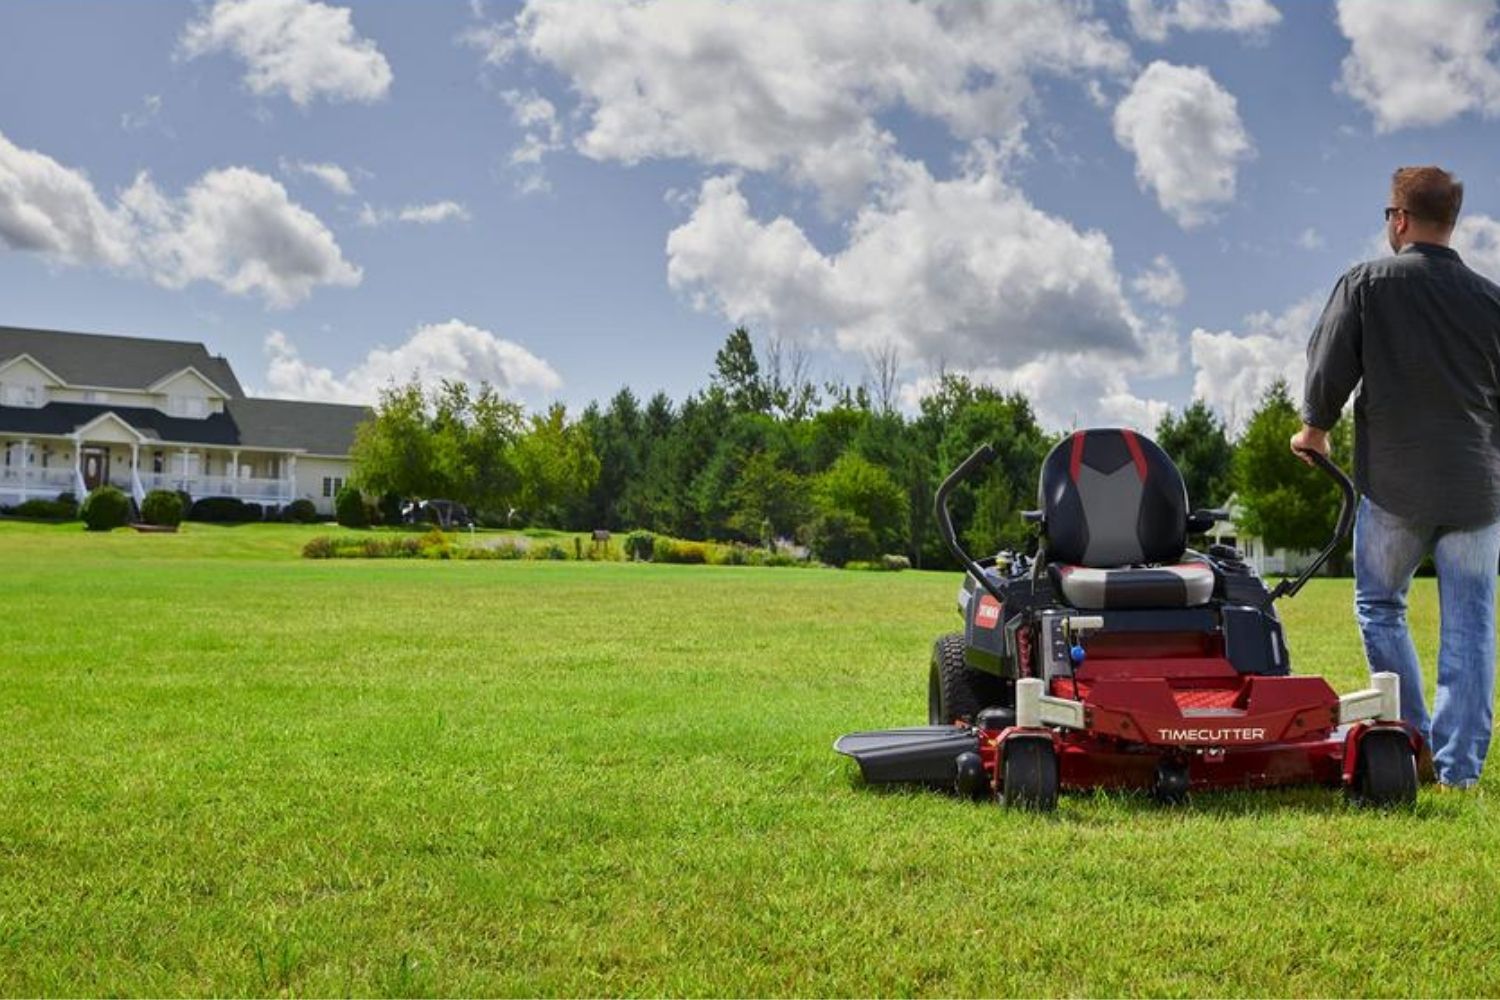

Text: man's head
xmin=1387 ymin=166 xmax=1463 ymax=253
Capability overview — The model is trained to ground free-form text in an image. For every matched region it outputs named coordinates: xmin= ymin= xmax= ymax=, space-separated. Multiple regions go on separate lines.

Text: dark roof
xmin=226 ymin=397 xmax=371 ymax=455
xmin=0 ymin=325 xmax=245 ymax=397
xmin=0 ymin=402 xmax=241 ymax=445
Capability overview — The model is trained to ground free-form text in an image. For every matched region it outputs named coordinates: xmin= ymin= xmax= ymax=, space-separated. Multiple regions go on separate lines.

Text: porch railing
xmin=137 ymin=472 xmax=294 ymax=502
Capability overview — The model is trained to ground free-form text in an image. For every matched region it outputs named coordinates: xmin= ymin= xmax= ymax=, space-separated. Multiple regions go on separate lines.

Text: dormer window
xmin=168 ymin=395 xmax=207 ymax=418
xmin=0 ymin=383 xmax=42 ymax=408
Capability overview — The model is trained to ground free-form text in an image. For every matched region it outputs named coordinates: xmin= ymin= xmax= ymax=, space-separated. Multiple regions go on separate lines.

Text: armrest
xmin=1186 ymin=508 xmax=1230 ymax=533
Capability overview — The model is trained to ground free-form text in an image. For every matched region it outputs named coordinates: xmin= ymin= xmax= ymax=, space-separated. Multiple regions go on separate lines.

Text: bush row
xmin=303 ymin=529 xmax=568 ymax=561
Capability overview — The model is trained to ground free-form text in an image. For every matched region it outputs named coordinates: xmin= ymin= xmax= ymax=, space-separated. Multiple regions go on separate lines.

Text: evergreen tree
xmin=1156 ymin=399 xmax=1234 ymax=509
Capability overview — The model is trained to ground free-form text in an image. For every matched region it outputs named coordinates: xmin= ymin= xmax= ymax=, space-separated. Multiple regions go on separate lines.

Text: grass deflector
xmin=836 ymin=429 xmax=1422 ymax=810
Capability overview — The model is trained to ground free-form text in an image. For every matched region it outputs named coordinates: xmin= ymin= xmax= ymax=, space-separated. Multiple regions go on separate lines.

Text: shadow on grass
xmin=843 ymin=771 xmax=1465 ymax=822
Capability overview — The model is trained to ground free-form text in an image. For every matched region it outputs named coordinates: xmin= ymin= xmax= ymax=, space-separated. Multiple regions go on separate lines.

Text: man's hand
xmin=1290 ymin=424 xmax=1330 ymax=465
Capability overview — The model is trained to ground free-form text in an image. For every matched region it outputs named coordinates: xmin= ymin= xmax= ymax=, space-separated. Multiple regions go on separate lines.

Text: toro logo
xmin=1157 ymin=727 xmax=1267 ymax=743
xmin=975 ymin=595 xmax=1002 ymax=629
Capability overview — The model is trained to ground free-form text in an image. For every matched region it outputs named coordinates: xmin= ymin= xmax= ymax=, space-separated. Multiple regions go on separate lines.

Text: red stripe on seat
xmin=1069 ymin=432 xmax=1085 ymax=482
xmin=1120 ymin=429 xmax=1147 ymax=482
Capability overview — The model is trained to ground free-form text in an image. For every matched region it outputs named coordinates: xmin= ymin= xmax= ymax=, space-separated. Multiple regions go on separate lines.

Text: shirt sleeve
xmin=1302 ymin=270 xmax=1364 ymax=430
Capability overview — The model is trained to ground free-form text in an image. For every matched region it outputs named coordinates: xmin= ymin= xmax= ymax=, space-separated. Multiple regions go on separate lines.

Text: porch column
xmin=130 ymin=443 xmax=142 ymax=502
xmin=20 ymin=437 xmax=30 ymax=501
xmin=71 ymin=435 xmax=82 ymax=497
xmin=286 ymin=455 xmax=297 ymax=503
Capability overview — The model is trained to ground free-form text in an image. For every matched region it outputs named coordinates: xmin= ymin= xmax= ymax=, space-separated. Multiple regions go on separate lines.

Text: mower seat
xmin=1049 ymin=562 xmax=1215 ymax=610
xmin=1037 ymin=429 xmax=1209 ymax=610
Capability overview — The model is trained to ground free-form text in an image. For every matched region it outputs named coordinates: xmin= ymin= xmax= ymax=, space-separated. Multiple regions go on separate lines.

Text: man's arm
xmin=1292 ymin=271 xmax=1363 ymax=462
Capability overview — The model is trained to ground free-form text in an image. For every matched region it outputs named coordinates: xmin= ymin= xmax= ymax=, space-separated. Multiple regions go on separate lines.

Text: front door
xmin=82 ymin=447 xmax=108 ymax=490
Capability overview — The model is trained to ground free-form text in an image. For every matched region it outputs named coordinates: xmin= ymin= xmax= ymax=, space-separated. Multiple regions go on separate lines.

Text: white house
xmin=1206 ymin=493 xmax=1321 ymax=578
xmin=0 ymin=326 xmax=369 ymax=515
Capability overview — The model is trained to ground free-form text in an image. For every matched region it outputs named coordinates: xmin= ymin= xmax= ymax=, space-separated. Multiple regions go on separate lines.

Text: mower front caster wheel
xmin=1351 ymin=728 xmax=1418 ymax=808
xmin=1001 ymin=738 xmax=1059 ymax=812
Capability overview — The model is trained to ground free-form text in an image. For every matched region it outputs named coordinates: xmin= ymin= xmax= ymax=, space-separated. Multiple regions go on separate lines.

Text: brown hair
xmin=1392 ymin=166 xmax=1463 ymax=228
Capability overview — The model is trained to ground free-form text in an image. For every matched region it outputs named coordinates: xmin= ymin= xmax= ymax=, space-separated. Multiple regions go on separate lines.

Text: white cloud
xmin=1188 ymin=293 xmax=1323 ymax=432
xmin=120 ymin=94 xmax=165 ymax=132
xmin=1128 ymin=0 xmax=1281 ymax=42
xmin=1113 ymin=61 xmax=1253 ymax=228
xmin=120 ymin=167 xmax=362 ymax=308
xmin=357 ymin=200 xmax=471 ymax=226
xmin=1296 ymin=227 xmax=1326 ymax=250
xmin=262 ymin=320 xmax=562 ymax=403
xmin=1336 ymin=0 xmax=1500 ymax=132
xmin=0 ymin=128 xmax=359 ymax=307
xmin=668 ymin=158 xmax=1146 ymax=378
xmin=1132 ymin=254 xmax=1186 ymax=307
xmin=180 ymin=0 xmax=393 ymax=107
xmin=501 ymin=89 xmax=563 ymax=194
xmin=280 ymin=158 xmax=355 ymax=195
xmin=1454 ymin=213 xmax=1500 ymax=282
xmin=490 ymin=0 xmax=1130 ymax=206
xmin=0 ymin=130 xmax=134 ymax=267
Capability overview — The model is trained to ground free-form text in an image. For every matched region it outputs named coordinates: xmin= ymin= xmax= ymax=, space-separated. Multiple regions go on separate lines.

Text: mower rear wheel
xmin=928 ymin=633 xmax=1009 ymax=725
xmin=1351 ymin=728 xmax=1418 ymax=808
xmin=1001 ymin=738 xmax=1059 ymax=812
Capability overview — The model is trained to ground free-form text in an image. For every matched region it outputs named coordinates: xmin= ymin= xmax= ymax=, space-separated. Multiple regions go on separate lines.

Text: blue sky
xmin=3 ymin=0 xmax=1500 ymax=432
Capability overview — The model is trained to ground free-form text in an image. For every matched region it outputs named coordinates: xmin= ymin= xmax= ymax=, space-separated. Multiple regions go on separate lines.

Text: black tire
xmin=927 ymin=633 xmax=1009 ymax=725
xmin=1351 ymin=728 xmax=1418 ymax=808
xmin=1002 ymin=738 xmax=1059 ymax=811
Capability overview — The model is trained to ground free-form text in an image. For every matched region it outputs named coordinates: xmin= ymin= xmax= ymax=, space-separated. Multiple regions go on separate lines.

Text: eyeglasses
xmin=1384 ymin=206 xmax=1407 ymax=221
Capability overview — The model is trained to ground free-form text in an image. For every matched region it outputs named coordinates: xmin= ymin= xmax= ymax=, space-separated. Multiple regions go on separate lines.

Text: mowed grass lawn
xmin=2 ymin=521 xmax=1498 ymax=997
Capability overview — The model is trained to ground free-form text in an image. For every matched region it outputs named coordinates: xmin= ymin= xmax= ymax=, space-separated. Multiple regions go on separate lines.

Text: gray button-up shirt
xmin=1303 ymin=242 xmax=1500 ymax=527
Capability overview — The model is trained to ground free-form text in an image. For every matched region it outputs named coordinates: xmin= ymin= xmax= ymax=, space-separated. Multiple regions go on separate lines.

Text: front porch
xmin=1 ymin=434 xmax=299 ymax=508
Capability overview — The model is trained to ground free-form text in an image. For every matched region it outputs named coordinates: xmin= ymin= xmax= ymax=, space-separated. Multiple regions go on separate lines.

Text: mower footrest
xmin=834 ymin=727 xmax=979 ymax=785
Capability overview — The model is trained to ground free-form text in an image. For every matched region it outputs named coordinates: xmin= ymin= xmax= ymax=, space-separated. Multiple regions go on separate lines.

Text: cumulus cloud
xmin=180 ymin=0 xmax=393 ymax=107
xmin=0 ymin=130 xmax=134 ymax=267
xmin=1296 ymin=227 xmax=1326 ymax=250
xmin=262 ymin=320 xmax=562 ymax=403
xmin=1127 ymin=0 xmax=1281 ymax=42
xmin=1189 ymin=293 xmax=1323 ymax=432
xmin=120 ymin=167 xmax=362 ymax=308
xmin=280 ymin=158 xmax=355 ymax=195
xmin=1113 ymin=61 xmax=1253 ymax=228
xmin=1336 ymin=0 xmax=1500 ymax=132
xmin=357 ymin=200 xmax=471 ymax=226
xmin=0 ymin=128 xmax=359 ymax=307
xmin=503 ymin=89 xmax=563 ymax=194
xmin=1454 ymin=213 xmax=1500 ymax=281
xmin=667 ymin=160 xmax=1146 ymax=373
xmin=1132 ymin=254 xmax=1186 ymax=307
xmin=486 ymin=0 xmax=1130 ymax=206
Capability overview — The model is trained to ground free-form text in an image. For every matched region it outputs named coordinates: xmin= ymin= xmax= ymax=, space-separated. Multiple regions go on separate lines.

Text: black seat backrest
xmin=1038 ymin=429 xmax=1188 ymax=567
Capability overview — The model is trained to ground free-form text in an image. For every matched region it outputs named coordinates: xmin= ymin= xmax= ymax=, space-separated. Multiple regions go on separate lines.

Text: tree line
xmin=352 ymin=328 xmax=1350 ymax=568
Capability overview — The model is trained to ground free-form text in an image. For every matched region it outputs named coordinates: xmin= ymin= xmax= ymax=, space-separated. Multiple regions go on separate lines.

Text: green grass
xmin=1 ymin=520 xmax=1496 ymax=996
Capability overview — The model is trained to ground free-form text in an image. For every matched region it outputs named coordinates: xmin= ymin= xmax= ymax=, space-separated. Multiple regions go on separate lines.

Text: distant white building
xmin=1205 ymin=492 xmax=1321 ymax=578
xmin=0 ymin=326 xmax=369 ymax=515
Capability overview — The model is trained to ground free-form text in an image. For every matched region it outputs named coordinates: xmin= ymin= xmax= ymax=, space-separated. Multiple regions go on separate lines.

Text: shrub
xmin=282 ymin=498 xmax=318 ymax=523
xmin=418 ymin=526 xmax=453 ymax=559
xmin=489 ymin=540 xmax=527 ymax=560
xmin=881 ymin=554 xmax=911 ymax=572
xmin=302 ymin=536 xmax=335 ymax=559
xmin=624 ymin=530 xmax=656 ymax=561
xmin=335 ymin=486 xmax=368 ymax=528
xmin=804 ymin=510 xmax=877 ymax=567
xmin=140 ymin=489 xmax=184 ymax=527
xmin=80 ymin=486 xmax=131 ymax=532
xmin=709 ymin=544 xmax=750 ymax=566
xmin=379 ymin=491 xmax=403 ymax=526
xmin=527 ymin=541 xmax=569 ymax=561
xmin=651 ymin=536 xmax=708 ymax=564
xmin=189 ymin=497 xmax=256 ymax=523
xmin=9 ymin=496 xmax=78 ymax=520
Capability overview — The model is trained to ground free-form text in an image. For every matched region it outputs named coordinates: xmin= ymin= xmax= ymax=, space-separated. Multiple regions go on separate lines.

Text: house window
xmin=322 ymin=476 xmax=344 ymax=498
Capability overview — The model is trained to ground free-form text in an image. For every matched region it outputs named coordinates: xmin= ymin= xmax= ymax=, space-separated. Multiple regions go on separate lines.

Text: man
xmin=1291 ymin=166 xmax=1500 ymax=790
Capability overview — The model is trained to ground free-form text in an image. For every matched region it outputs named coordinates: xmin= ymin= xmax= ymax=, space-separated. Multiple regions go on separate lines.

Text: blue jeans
xmin=1353 ymin=496 xmax=1500 ymax=786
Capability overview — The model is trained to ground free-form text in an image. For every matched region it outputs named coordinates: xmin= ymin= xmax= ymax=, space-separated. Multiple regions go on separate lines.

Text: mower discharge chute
xmin=834 ymin=429 xmax=1421 ymax=810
